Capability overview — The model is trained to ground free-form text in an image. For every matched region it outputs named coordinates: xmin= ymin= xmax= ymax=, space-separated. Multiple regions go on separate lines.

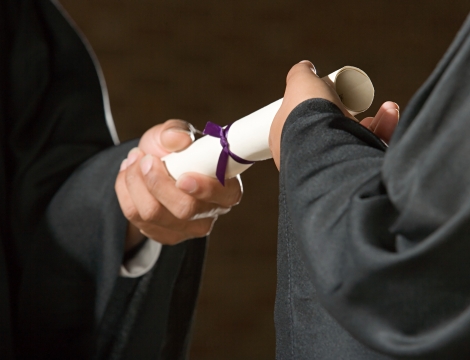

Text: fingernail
xmin=164 ymin=126 xmax=194 ymax=139
xmin=298 ymin=60 xmax=317 ymax=75
xmin=176 ymin=175 xmax=198 ymax=194
xmin=140 ymin=154 xmax=153 ymax=175
xmin=120 ymin=159 xmax=128 ymax=172
xmin=392 ymin=102 xmax=400 ymax=111
xmin=127 ymin=147 xmax=140 ymax=166
xmin=161 ymin=125 xmax=196 ymax=152
xmin=161 ymin=127 xmax=196 ymax=150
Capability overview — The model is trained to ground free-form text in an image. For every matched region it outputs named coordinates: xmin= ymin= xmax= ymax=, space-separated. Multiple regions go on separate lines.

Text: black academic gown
xmin=0 ymin=1 xmax=205 ymax=359
xmin=276 ymin=13 xmax=470 ymax=360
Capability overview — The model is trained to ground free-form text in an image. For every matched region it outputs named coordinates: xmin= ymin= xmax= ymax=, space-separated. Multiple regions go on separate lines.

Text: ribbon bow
xmin=203 ymin=122 xmax=254 ymax=186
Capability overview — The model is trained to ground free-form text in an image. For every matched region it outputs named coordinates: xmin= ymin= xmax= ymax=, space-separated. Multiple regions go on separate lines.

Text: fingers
xmin=116 ymin=147 xmax=239 ymax=245
xmin=138 ymin=119 xmax=195 ymax=157
xmin=373 ymin=108 xmax=399 ymax=144
xmin=359 ymin=117 xmax=374 ymax=129
xmin=138 ymin=217 xmax=217 ymax=244
xmin=360 ymin=101 xmax=399 ymax=144
xmin=127 ymin=150 xmax=217 ymax=222
xmin=367 ymin=101 xmax=399 ymax=132
xmin=175 ymin=173 xmax=243 ymax=208
xmin=138 ymin=154 xmax=225 ymax=220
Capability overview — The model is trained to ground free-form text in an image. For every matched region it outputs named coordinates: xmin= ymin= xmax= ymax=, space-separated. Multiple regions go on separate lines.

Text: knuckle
xmin=122 ymin=204 xmax=138 ymax=221
xmin=174 ymin=199 xmax=197 ymax=220
xmin=145 ymin=168 xmax=160 ymax=192
xmin=125 ymin=171 xmax=139 ymax=187
xmin=140 ymin=202 xmax=162 ymax=223
xmin=200 ymin=184 xmax=217 ymax=202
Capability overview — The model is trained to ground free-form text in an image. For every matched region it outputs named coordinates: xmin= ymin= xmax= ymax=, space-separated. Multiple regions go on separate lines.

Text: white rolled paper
xmin=162 ymin=66 xmax=374 ymax=182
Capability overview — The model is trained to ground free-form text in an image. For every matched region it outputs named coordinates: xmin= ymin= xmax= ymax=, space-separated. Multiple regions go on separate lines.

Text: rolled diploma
xmin=162 ymin=66 xmax=374 ymax=181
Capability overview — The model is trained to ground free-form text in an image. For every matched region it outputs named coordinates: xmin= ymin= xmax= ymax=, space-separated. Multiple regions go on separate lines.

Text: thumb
xmin=139 ymin=119 xmax=195 ymax=158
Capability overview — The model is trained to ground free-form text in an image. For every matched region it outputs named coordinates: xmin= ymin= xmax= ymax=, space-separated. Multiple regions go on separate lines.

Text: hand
xmin=270 ymin=61 xmax=400 ymax=169
xmin=115 ymin=120 xmax=243 ymax=251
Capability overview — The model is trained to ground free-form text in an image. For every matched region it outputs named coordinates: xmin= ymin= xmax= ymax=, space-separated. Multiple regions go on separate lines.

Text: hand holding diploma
xmin=115 ymin=120 xmax=242 ymax=249
xmin=115 ymin=61 xmax=398 ymax=249
xmin=270 ymin=61 xmax=400 ymax=169
xmin=163 ymin=64 xmax=380 ymax=184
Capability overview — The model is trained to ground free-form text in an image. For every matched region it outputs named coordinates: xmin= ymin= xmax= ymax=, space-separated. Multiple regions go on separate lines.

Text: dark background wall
xmin=58 ymin=1 xmax=470 ymax=359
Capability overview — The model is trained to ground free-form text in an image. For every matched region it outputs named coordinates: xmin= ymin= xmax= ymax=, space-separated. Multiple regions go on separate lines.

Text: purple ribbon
xmin=203 ymin=122 xmax=254 ymax=186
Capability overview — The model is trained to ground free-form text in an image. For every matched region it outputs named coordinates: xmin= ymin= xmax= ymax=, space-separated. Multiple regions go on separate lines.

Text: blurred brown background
xmin=59 ymin=1 xmax=470 ymax=359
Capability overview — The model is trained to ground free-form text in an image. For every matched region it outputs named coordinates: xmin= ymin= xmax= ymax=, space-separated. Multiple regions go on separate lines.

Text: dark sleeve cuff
xmin=281 ymin=98 xmax=387 ymax=155
xmin=45 ymin=139 xmax=139 ymax=321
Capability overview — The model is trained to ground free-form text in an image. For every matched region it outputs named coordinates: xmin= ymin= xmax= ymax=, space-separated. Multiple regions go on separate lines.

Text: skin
xmin=115 ymin=120 xmax=242 ymax=251
xmin=117 ymin=61 xmax=398 ymax=251
xmin=269 ymin=61 xmax=400 ymax=169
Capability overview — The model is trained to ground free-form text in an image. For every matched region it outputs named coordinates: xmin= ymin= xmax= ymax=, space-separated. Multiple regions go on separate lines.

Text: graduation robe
xmin=276 ymin=13 xmax=470 ymax=359
xmin=0 ymin=1 xmax=205 ymax=359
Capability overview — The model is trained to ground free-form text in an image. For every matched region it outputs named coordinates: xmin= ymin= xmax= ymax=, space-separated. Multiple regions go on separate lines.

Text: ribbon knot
xmin=220 ymin=136 xmax=228 ymax=149
xmin=203 ymin=121 xmax=254 ymax=186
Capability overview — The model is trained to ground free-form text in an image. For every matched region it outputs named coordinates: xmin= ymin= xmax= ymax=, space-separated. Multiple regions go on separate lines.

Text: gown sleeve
xmin=280 ymin=14 xmax=470 ymax=359
xmin=4 ymin=1 xmax=205 ymax=358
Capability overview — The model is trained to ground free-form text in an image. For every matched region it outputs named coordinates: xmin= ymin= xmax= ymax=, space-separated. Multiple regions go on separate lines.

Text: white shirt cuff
xmin=120 ymin=238 xmax=162 ymax=278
